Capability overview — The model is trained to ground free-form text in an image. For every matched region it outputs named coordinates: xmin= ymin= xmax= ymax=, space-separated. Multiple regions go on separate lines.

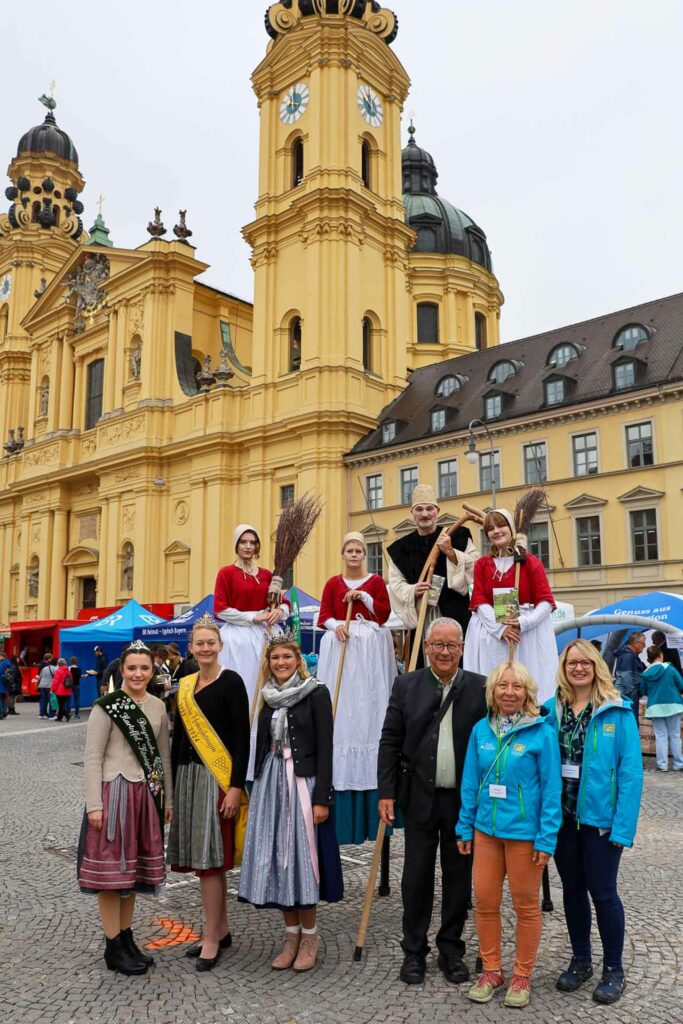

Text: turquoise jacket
xmin=455 ymin=708 xmax=562 ymax=854
xmin=544 ymin=693 xmax=643 ymax=847
xmin=640 ymin=662 xmax=683 ymax=717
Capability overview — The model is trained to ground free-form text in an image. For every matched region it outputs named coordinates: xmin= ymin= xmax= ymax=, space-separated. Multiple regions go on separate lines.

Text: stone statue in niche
xmin=121 ymin=543 xmax=134 ymax=591
xmin=39 ymin=382 xmax=49 ymax=417
xmin=130 ymin=344 xmax=141 ymax=381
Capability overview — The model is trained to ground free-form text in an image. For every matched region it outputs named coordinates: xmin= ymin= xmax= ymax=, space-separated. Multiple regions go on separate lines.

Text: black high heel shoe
xmin=186 ymin=931 xmax=232 ymax=959
xmin=196 ymin=945 xmax=223 ymax=973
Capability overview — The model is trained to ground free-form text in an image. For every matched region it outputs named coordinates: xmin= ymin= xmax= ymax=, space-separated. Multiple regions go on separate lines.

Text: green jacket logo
xmin=603 ymin=723 xmax=616 ymax=735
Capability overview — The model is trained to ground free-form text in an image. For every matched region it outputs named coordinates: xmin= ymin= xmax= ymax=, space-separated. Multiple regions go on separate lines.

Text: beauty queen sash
xmin=97 ymin=690 xmax=165 ymax=830
xmin=177 ymin=673 xmax=249 ymax=863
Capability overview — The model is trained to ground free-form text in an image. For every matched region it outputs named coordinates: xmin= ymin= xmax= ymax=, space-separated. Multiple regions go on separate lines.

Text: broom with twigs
xmin=248 ymin=492 xmax=323 ymax=726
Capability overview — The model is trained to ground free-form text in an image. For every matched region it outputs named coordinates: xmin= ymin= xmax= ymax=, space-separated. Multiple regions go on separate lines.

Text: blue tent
xmin=133 ymin=595 xmax=214 ymax=647
xmin=555 ymin=591 xmax=683 ymax=646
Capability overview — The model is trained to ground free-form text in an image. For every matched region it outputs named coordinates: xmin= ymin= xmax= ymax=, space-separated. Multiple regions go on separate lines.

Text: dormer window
xmin=431 ymin=408 xmax=446 ymax=432
xmin=436 ymin=374 xmax=460 ymax=398
xmin=485 ymin=393 xmax=503 ymax=420
xmin=382 ymin=421 xmax=396 ymax=444
xmin=613 ymin=323 xmax=649 ymax=351
xmin=545 ymin=378 xmax=565 ymax=406
xmin=613 ymin=360 xmax=636 ymax=390
xmin=548 ymin=342 xmax=579 ymax=368
xmin=488 ymin=360 xmax=518 ymax=384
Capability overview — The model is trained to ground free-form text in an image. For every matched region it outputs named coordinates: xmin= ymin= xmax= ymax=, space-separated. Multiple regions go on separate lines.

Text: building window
xmin=548 ymin=343 xmax=578 ymax=368
xmin=431 ymin=408 xmax=446 ymax=433
xmin=381 ymin=421 xmax=396 ymax=444
xmin=120 ymin=542 xmax=134 ymax=591
xmin=485 ymin=393 xmax=502 ymax=420
xmin=436 ymin=375 xmax=459 ymax=398
xmin=417 ymin=302 xmax=439 ymax=343
xmin=400 ymin=466 xmax=419 ymax=505
xmin=362 ymin=317 xmax=373 ymax=372
xmin=625 ymin=421 xmax=653 ymax=468
xmin=85 ymin=358 xmax=104 ymax=430
xmin=361 ymin=139 xmax=371 ymax=189
xmin=524 ymin=442 xmax=547 ymax=484
xmin=613 ymin=324 xmax=648 ymax=350
xmin=0 ymin=304 xmax=8 ymax=342
xmin=489 ymin=360 xmax=519 ymax=384
xmin=292 ymin=137 xmax=304 ymax=188
xmin=81 ymin=576 xmax=97 ymax=609
xmin=545 ymin=378 xmax=565 ymax=406
xmin=613 ymin=361 xmax=635 ymax=390
xmin=475 ymin=312 xmax=487 ymax=350
xmin=280 ymin=484 xmax=295 ymax=508
xmin=367 ymin=541 xmax=383 ymax=577
xmin=366 ymin=474 xmax=383 ymax=510
xmin=438 ymin=459 xmax=458 ymax=499
xmin=573 ymin=432 xmax=599 ymax=476
xmin=528 ymin=522 xmax=550 ymax=569
xmin=630 ymin=508 xmax=659 ymax=562
xmin=288 ymin=317 xmax=302 ymax=372
xmin=416 ymin=227 xmax=437 ymax=251
xmin=479 ymin=450 xmax=500 ymax=493
xmin=576 ymin=516 xmax=602 ymax=567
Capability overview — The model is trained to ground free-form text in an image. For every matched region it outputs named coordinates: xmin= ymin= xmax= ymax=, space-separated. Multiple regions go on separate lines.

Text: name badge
xmin=561 ymin=763 xmax=580 ymax=780
xmin=489 ymin=784 xmax=507 ymax=799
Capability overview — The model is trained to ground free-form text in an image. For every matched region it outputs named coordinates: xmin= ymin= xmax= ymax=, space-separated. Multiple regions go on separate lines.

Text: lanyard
xmin=562 ymin=703 xmax=590 ymax=760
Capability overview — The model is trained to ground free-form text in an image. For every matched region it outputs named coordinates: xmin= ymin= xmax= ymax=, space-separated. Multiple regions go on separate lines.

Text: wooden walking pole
xmin=353 ymin=511 xmax=478 ymax=961
xmin=332 ymin=601 xmax=354 ymax=720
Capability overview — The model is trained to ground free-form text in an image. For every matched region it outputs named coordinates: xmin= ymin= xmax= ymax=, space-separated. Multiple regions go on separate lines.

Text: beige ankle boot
xmin=271 ymin=931 xmax=301 ymax=970
xmin=293 ymin=932 xmax=320 ymax=971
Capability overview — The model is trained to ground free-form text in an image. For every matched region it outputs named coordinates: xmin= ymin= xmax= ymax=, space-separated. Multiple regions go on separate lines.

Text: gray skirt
xmin=167 ymin=762 xmax=224 ymax=871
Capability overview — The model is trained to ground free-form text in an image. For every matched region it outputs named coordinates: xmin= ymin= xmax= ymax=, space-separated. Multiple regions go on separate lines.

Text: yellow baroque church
xmin=0 ymin=1 xmax=503 ymax=621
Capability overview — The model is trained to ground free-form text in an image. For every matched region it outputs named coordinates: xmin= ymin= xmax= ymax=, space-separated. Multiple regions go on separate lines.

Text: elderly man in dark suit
xmin=378 ymin=616 xmax=487 ymax=985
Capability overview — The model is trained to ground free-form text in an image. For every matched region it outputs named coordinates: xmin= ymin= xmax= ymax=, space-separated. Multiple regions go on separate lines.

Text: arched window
xmin=120 ymin=542 xmax=134 ymax=592
xmin=417 ymin=302 xmax=440 ymax=344
xmin=475 ymin=312 xmax=487 ymax=350
xmin=0 ymin=305 xmax=8 ymax=342
xmin=27 ymin=556 xmax=39 ymax=599
xmin=548 ymin=342 xmax=579 ymax=368
xmin=488 ymin=360 xmax=517 ymax=384
xmin=436 ymin=375 xmax=460 ymax=398
xmin=289 ymin=317 xmax=302 ymax=372
xmin=361 ymin=139 xmax=372 ymax=189
xmin=362 ymin=317 xmax=373 ymax=372
xmin=292 ymin=137 xmax=304 ymax=188
xmin=613 ymin=323 xmax=649 ymax=350
xmin=52 ymin=205 xmax=60 ymax=227
xmin=85 ymin=358 xmax=104 ymax=430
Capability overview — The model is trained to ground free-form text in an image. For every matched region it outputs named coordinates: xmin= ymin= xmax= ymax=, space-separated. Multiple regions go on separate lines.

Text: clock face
xmin=280 ymin=82 xmax=310 ymax=125
xmin=357 ymin=84 xmax=383 ymax=128
xmin=0 ymin=273 xmax=11 ymax=302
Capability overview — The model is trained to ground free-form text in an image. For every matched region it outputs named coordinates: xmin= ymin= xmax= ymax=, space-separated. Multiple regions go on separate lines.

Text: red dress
xmin=318 ymin=574 xmax=391 ymax=625
xmin=214 ymin=564 xmax=274 ymax=616
xmin=470 ymin=553 xmax=556 ymax=612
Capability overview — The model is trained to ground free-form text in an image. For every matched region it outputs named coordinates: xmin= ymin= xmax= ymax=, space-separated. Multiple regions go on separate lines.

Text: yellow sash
xmin=177 ymin=673 xmax=249 ymax=864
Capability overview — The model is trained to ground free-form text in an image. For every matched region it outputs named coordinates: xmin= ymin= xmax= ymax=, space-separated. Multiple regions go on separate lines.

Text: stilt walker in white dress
xmin=463 ymin=508 xmax=558 ymax=703
xmin=317 ymin=532 xmax=396 ymax=844
xmin=214 ymin=524 xmax=288 ymax=776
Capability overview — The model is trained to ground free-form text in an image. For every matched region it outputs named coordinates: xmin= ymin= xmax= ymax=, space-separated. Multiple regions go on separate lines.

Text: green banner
xmin=290 ymin=586 xmax=301 ymax=645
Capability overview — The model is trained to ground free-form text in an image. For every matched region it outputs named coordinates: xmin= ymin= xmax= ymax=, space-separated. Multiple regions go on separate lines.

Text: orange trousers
xmin=472 ymin=829 xmax=545 ymax=977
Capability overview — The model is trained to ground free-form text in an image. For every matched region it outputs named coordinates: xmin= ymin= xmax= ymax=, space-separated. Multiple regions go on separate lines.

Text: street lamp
xmin=465 ymin=418 xmax=497 ymax=507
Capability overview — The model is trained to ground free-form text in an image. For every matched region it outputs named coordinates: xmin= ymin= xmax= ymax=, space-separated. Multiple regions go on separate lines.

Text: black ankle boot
xmin=104 ymin=933 xmax=148 ymax=975
xmin=121 ymin=927 xmax=154 ymax=967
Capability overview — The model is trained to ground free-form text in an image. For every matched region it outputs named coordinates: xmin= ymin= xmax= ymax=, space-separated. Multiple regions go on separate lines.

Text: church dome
xmin=17 ymin=110 xmax=79 ymax=167
xmin=402 ymin=126 xmax=491 ymax=271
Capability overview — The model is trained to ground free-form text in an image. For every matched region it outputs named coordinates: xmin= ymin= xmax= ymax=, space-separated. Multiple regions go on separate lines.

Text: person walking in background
xmin=613 ymin=632 xmax=645 ymax=725
xmin=37 ymin=656 xmax=57 ymax=719
xmin=546 ymin=640 xmax=643 ymax=1005
xmin=69 ymin=656 xmax=82 ymax=720
xmin=6 ymin=656 xmax=23 ymax=715
xmin=50 ymin=658 xmax=73 ymax=722
xmin=93 ymin=646 xmax=108 ymax=695
xmin=0 ymin=653 xmax=9 ymax=719
xmin=456 ymin=662 xmax=561 ymax=1008
xmin=641 ymin=644 xmax=683 ymax=772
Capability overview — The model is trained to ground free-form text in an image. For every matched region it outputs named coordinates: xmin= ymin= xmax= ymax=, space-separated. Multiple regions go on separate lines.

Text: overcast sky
xmin=3 ymin=1 xmax=681 ymax=342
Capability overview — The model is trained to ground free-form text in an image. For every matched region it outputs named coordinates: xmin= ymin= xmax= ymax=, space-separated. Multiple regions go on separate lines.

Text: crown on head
xmin=194 ymin=612 xmax=219 ymax=630
xmin=123 ymin=639 xmax=152 ymax=655
xmin=265 ymin=627 xmax=300 ymax=649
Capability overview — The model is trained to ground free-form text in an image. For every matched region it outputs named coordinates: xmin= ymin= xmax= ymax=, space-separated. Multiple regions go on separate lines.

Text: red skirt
xmin=78 ymin=777 xmax=166 ymax=895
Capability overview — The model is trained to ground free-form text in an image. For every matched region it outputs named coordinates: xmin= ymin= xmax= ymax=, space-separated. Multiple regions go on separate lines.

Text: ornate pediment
xmin=617 ymin=486 xmax=664 ymax=504
xmin=361 ymin=523 xmax=388 ymax=540
xmin=62 ymin=545 xmax=99 ymax=567
xmin=164 ymin=541 xmax=191 ymax=556
xmin=392 ymin=518 xmax=415 ymax=537
xmin=564 ymin=493 xmax=607 ymax=510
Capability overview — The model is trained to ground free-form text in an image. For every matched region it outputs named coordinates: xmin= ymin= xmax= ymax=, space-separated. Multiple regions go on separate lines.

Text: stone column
xmin=49 ymin=508 xmax=69 ymax=617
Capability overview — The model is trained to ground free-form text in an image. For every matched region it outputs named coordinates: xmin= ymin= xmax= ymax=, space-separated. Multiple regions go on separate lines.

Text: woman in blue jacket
xmin=641 ymin=644 xmax=683 ymax=771
xmin=545 ymin=639 xmax=643 ymax=1006
xmin=456 ymin=661 xmax=561 ymax=1009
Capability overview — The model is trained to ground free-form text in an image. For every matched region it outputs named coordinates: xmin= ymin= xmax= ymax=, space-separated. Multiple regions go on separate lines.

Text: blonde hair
xmin=255 ymin=638 xmax=309 ymax=695
xmin=557 ymin=639 xmax=619 ymax=708
xmin=190 ymin=619 xmax=221 ymax=642
xmin=485 ymin=661 xmax=540 ymax=717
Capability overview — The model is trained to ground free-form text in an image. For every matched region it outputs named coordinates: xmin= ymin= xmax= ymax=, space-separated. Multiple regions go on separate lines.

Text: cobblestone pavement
xmin=1 ymin=703 xmax=680 ymax=1024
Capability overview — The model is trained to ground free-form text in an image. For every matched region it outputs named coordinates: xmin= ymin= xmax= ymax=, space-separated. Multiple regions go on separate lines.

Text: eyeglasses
xmin=565 ymin=660 xmax=593 ymax=670
xmin=427 ymin=642 xmax=463 ymax=652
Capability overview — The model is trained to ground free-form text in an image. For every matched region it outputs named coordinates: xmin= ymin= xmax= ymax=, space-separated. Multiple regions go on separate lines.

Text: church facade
xmin=0 ymin=1 xmax=503 ymax=621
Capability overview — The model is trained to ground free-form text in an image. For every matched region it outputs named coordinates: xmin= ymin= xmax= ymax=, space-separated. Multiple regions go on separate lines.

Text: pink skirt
xmin=77 ymin=777 xmax=166 ymax=896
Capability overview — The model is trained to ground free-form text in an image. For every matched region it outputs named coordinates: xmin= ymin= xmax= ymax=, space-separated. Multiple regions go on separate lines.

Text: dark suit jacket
xmin=377 ymin=667 xmax=487 ymax=824
xmin=253 ymin=685 xmax=334 ymax=807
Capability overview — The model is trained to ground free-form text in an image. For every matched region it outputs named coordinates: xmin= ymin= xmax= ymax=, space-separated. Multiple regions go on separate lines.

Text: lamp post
xmin=465 ymin=418 xmax=497 ymax=507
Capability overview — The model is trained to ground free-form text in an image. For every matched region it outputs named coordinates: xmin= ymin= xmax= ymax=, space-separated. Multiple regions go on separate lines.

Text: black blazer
xmin=253 ymin=685 xmax=334 ymax=807
xmin=377 ymin=667 xmax=487 ymax=824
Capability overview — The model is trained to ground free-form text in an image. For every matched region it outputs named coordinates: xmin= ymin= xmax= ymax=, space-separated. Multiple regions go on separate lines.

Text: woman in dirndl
xmin=317 ymin=531 xmax=396 ymax=843
xmin=167 ymin=615 xmax=250 ymax=971
xmin=238 ymin=633 xmax=343 ymax=972
xmin=78 ymin=640 xmax=173 ymax=976
xmin=214 ymin=523 xmax=289 ymax=776
xmin=463 ymin=508 xmax=558 ymax=703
